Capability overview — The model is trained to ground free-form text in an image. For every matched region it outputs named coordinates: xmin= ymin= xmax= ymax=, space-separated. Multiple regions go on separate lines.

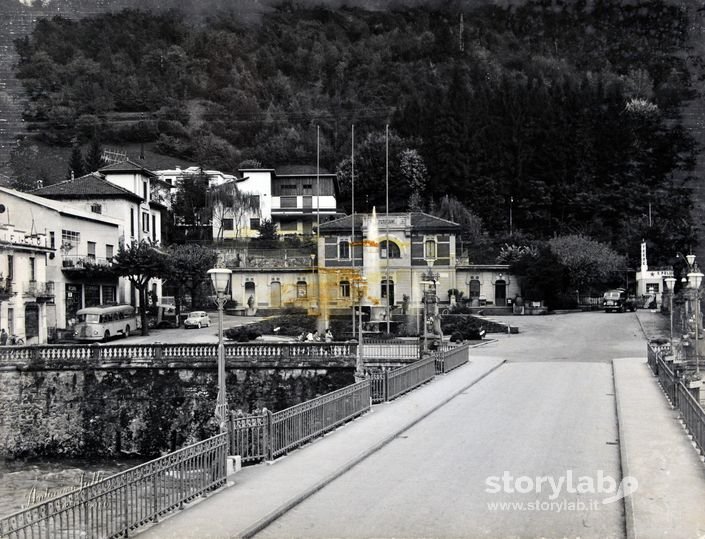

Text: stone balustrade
xmin=0 ymin=342 xmax=358 ymax=368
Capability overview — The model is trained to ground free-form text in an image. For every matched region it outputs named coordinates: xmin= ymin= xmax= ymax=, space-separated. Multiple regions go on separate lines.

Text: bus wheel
xmin=103 ymin=330 xmax=110 ymax=342
xmin=124 ymin=325 xmax=130 ymax=338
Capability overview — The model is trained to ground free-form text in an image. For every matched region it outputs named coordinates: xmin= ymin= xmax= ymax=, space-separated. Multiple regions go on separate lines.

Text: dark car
xmin=603 ymin=289 xmax=636 ymax=313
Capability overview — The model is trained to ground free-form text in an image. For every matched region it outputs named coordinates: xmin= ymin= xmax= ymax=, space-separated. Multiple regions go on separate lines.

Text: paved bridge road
xmin=255 ymin=313 xmax=644 ymax=538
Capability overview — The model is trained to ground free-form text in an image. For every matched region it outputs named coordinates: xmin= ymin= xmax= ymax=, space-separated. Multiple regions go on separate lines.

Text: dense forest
xmin=10 ymin=0 xmax=698 ymax=266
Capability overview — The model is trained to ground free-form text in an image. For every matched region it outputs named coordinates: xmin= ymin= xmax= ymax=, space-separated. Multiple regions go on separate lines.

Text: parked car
xmin=602 ymin=289 xmax=637 ymax=313
xmin=184 ymin=311 xmax=211 ymax=328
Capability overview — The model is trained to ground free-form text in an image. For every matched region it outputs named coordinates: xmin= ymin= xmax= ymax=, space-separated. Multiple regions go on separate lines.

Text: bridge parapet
xmin=0 ymin=342 xmax=357 ymax=368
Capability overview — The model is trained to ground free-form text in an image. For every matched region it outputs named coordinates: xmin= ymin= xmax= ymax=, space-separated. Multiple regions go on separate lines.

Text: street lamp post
xmin=688 ymin=267 xmax=704 ymax=375
xmin=354 ymin=276 xmax=367 ymax=381
xmin=208 ymin=267 xmax=232 ymax=433
xmin=420 ymin=268 xmax=439 ymax=353
xmin=665 ymin=276 xmax=676 ymax=356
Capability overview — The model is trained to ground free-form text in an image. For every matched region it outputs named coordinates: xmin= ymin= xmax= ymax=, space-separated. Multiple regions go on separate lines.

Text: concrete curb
xmin=238 ymin=359 xmax=507 ymax=539
xmin=612 ymin=359 xmax=637 ymax=539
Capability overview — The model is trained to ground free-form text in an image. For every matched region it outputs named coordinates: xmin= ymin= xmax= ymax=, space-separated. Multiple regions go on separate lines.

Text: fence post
xmin=264 ymin=408 xmax=274 ymax=462
xmin=227 ymin=411 xmax=234 ymax=455
xmin=383 ymin=370 xmax=389 ymax=402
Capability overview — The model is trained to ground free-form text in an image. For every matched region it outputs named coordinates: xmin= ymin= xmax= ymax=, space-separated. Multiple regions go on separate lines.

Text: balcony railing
xmin=0 ymin=279 xmax=14 ymax=299
xmin=23 ymin=281 xmax=55 ymax=298
xmin=62 ymin=256 xmax=113 ymax=269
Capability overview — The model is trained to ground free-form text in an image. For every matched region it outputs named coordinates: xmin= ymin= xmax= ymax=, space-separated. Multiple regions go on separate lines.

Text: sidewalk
xmin=138 ymin=356 xmax=505 ymax=539
xmin=616 ymin=309 xmax=705 ymax=538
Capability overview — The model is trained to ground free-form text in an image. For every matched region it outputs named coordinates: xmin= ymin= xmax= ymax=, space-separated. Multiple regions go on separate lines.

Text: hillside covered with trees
xmin=9 ymin=0 xmax=698 ymax=267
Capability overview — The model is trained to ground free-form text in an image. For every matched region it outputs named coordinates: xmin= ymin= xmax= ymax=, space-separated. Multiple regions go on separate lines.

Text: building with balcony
xmin=0 ymin=187 xmax=124 ymax=343
xmin=33 ymin=160 xmax=167 ymax=306
xmin=210 ymin=165 xmax=341 ymax=240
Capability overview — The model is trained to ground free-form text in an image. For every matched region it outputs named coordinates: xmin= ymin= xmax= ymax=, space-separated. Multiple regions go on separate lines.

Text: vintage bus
xmin=73 ymin=305 xmax=138 ymax=342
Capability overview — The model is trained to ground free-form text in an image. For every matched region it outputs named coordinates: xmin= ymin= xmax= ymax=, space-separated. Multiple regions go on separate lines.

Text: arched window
xmin=338 ymin=240 xmax=351 ymax=259
xmin=380 ymin=240 xmax=401 ymax=259
xmin=424 ymin=239 xmax=437 ymax=259
xmin=340 ymin=280 xmax=350 ymax=298
xmin=297 ymin=281 xmax=308 ymax=298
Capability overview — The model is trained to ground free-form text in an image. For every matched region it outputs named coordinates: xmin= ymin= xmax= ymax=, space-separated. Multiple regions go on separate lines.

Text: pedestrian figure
xmin=0 ymin=329 xmax=6 ymax=346
xmin=324 ymin=328 xmax=333 ymax=342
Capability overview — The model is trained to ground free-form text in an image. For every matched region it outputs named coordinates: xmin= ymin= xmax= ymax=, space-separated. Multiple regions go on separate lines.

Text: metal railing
xmin=229 ymin=381 xmax=371 ymax=462
xmin=269 ymin=380 xmax=370 ymax=459
xmin=229 ymin=413 xmax=267 ymax=464
xmin=0 ymin=434 xmax=227 ymax=539
xmin=434 ymin=343 xmax=470 ymax=374
xmin=22 ymin=281 xmax=55 ymax=297
xmin=386 ymin=356 xmax=436 ymax=401
xmin=676 ymin=383 xmax=705 ymax=454
xmin=649 ymin=343 xmax=705 ymax=460
xmin=656 ymin=355 xmax=679 ymax=405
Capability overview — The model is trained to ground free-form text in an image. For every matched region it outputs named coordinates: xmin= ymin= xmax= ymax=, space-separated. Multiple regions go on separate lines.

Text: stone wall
xmin=0 ymin=356 xmax=354 ymax=459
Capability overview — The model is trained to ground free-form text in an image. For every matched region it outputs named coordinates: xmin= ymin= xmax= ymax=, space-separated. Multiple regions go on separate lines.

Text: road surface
xmin=255 ymin=311 xmax=645 ymax=539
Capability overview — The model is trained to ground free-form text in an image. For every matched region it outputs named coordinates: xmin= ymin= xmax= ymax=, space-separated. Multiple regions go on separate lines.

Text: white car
xmin=184 ymin=311 xmax=211 ymax=329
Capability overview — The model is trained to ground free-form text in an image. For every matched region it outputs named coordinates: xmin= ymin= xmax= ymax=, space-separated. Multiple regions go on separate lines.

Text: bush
xmin=442 ymin=315 xmax=485 ymax=341
xmin=225 ymin=326 xmax=262 ymax=342
xmin=224 ymin=313 xmax=316 ymax=340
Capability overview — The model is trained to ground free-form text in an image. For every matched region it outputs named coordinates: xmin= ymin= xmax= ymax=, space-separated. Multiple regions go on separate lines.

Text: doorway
xmin=495 ymin=280 xmax=507 ymax=306
xmin=270 ymin=281 xmax=281 ymax=308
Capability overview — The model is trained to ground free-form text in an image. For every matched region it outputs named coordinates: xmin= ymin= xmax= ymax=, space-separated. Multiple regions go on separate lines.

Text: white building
xmin=635 ymin=240 xmax=674 ymax=308
xmin=207 ymin=165 xmax=340 ymax=240
xmin=33 ymin=160 xmax=167 ymax=306
xmin=0 ymin=187 xmax=124 ymax=342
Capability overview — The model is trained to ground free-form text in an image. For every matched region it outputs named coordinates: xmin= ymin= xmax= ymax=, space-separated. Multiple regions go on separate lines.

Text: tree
xmin=165 ymin=244 xmax=218 ymax=321
xmin=548 ymin=235 xmax=626 ymax=293
xmin=66 ymin=143 xmax=86 ymax=180
xmin=399 ymin=148 xmax=428 ymax=211
xmin=112 ymin=241 xmax=167 ymax=336
xmin=172 ymin=170 xmax=209 ymax=240
xmin=207 ymin=182 xmax=261 ymax=242
xmin=84 ymin=137 xmax=106 ymax=173
xmin=252 ymin=218 xmax=279 ymax=248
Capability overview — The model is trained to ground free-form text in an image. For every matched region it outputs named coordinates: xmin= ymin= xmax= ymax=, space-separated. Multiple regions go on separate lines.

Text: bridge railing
xmin=229 ymin=381 xmax=371 ymax=462
xmin=362 ymin=339 xmax=419 ymax=361
xmin=269 ymin=380 xmax=371 ymax=459
xmin=676 ymin=382 xmax=705 ymax=454
xmin=0 ymin=342 xmax=357 ymax=364
xmin=386 ymin=356 xmax=437 ymax=401
xmin=0 ymin=433 xmax=228 ymax=539
xmin=434 ymin=343 xmax=470 ymax=374
xmin=648 ymin=343 xmax=705 ymax=457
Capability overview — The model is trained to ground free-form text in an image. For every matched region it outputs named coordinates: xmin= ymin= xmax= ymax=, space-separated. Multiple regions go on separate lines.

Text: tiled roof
xmin=99 ymin=159 xmax=157 ymax=177
xmin=318 ymin=212 xmax=460 ymax=232
xmin=32 ymin=173 xmax=143 ymax=201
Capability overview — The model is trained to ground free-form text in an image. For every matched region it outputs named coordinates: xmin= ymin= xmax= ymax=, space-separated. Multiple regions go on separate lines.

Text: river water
xmin=0 ymin=458 xmax=146 ymax=518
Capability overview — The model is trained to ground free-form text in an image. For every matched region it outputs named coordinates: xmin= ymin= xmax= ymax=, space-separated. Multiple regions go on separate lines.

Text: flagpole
xmin=351 ymin=124 xmax=356 ymax=338
xmin=385 ymin=124 xmax=390 ymax=334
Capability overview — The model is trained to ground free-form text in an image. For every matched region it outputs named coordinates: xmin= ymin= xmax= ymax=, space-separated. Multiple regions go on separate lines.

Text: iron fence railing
xmin=656 ymin=355 xmax=679 ymax=406
xmin=676 ymin=383 xmax=705 ymax=454
xmin=0 ymin=434 xmax=227 ymax=539
xmin=649 ymin=343 xmax=705 ymax=462
xmin=228 ymin=381 xmax=371 ymax=462
xmin=434 ymin=343 xmax=469 ymax=374
xmin=269 ymin=380 xmax=371 ymax=459
xmin=387 ymin=356 xmax=437 ymax=401
xmin=229 ymin=413 xmax=267 ymax=464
